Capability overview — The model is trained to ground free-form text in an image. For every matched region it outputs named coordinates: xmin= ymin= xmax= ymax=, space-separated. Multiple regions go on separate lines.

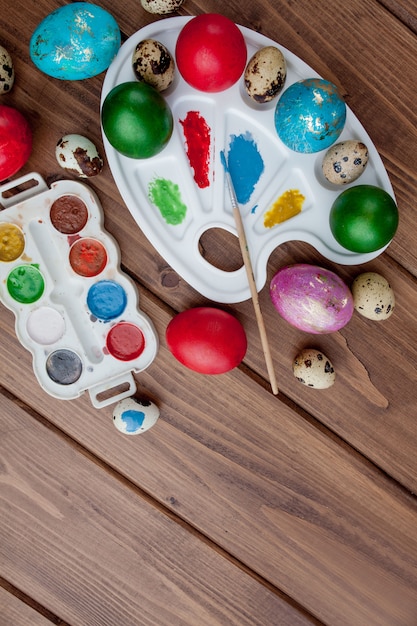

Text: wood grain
xmin=0 ymin=586 xmax=55 ymax=626
xmin=0 ymin=393 xmax=317 ymax=626
xmin=1 ymin=0 xmax=417 ymax=624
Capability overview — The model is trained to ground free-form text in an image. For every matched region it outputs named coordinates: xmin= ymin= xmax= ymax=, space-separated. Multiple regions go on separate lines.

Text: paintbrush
xmin=223 ymin=155 xmax=278 ymax=395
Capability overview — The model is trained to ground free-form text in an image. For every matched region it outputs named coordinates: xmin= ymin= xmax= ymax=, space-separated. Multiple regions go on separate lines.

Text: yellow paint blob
xmin=0 ymin=223 xmax=25 ymax=262
xmin=263 ymin=189 xmax=305 ymax=228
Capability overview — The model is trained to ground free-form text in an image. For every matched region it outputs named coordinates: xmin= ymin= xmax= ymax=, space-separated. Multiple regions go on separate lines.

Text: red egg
xmin=166 ymin=307 xmax=247 ymax=374
xmin=0 ymin=104 xmax=32 ymax=182
xmin=175 ymin=14 xmax=247 ymax=92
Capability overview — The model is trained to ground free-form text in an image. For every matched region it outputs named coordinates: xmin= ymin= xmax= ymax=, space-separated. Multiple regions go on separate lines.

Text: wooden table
xmin=1 ymin=1 xmax=417 ymax=624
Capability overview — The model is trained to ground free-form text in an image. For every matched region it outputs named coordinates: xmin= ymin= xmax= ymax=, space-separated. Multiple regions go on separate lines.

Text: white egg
xmin=293 ymin=348 xmax=336 ymax=389
xmin=140 ymin=0 xmax=184 ymax=14
xmin=352 ymin=272 xmax=395 ymax=320
xmin=113 ymin=397 xmax=160 ymax=435
xmin=56 ymin=134 xmax=103 ymax=177
xmin=0 ymin=45 xmax=14 ymax=94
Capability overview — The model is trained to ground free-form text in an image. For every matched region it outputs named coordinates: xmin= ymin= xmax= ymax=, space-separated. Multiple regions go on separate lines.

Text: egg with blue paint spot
xmin=274 ymin=78 xmax=346 ymax=153
xmin=29 ymin=3 xmax=121 ymax=80
xmin=113 ymin=397 xmax=160 ymax=435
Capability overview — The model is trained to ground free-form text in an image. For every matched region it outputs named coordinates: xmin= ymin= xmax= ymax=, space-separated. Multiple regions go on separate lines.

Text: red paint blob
xmin=106 ymin=322 xmax=145 ymax=361
xmin=180 ymin=111 xmax=211 ymax=188
xmin=69 ymin=237 xmax=107 ymax=277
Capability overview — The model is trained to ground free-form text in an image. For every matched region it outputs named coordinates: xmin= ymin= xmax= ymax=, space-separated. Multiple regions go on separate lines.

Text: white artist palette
xmin=101 ymin=16 xmax=395 ymax=304
xmin=0 ymin=173 xmax=158 ymax=408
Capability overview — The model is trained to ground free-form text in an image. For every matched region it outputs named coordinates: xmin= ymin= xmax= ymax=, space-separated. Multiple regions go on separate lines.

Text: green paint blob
xmin=7 ymin=264 xmax=45 ymax=304
xmin=148 ymin=178 xmax=187 ymax=225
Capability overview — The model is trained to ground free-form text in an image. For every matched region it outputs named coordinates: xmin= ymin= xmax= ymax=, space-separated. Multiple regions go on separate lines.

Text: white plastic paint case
xmin=0 ymin=173 xmax=158 ymax=408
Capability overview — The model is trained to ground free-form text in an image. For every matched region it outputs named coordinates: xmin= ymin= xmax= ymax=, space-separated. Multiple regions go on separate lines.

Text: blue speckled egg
xmin=30 ymin=3 xmax=121 ymax=80
xmin=113 ymin=397 xmax=160 ymax=435
xmin=274 ymin=78 xmax=346 ymax=153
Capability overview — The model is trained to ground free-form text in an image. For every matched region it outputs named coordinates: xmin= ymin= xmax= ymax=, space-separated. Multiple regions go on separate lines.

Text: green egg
xmin=101 ymin=81 xmax=173 ymax=159
xmin=330 ymin=185 xmax=399 ymax=253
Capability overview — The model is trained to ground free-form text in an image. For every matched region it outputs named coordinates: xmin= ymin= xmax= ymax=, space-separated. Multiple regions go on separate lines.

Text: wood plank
xmin=1 ymin=299 xmax=417 ymax=625
xmin=378 ymin=0 xmax=417 ymax=31
xmin=0 ymin=586 xmax=54 ymax=626
xmin=0 ymin=392 xmax=317 ymax=626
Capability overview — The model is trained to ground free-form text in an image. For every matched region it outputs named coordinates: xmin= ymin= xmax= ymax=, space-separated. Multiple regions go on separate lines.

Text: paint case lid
xmin=0 ymin=173 xmax=158 ymax=408
xmin=101 ymin=16 xmax=395 ymax=303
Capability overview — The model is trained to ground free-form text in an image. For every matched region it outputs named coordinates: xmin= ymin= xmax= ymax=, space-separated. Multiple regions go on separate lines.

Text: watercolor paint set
xmin=0 ymin=173 xmax=158 ymax=408
xmin=101 ymin=16 xmax=395 ymax=304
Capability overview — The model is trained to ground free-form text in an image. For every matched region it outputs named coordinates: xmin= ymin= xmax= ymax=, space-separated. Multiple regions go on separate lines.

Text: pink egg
xmin=270 ymin=264 xmax=353 ymax=333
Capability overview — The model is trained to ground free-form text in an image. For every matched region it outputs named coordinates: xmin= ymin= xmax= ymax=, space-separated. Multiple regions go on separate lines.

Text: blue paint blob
xmin=87 ymin=280 xmax=127 ymax=321
xmin=120 ymin=409 xmax=146 ymax=433
xmin=226 ymin=132 xmax=264 ymax=204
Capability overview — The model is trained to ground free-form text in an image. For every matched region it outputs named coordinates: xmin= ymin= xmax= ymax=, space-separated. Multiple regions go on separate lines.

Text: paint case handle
xmin=88 ymin=371 xmax=137 ymax=409
xmin=0 ymin=172 xmax=48 ymax=209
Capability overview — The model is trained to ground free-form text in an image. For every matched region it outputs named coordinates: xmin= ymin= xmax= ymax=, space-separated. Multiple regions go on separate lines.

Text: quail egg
xmin=113 ymin=397 xmax=160 ymax=435
xmin=351 ymin=272 xmax=395 ymax=320
xmin=56 ymin=134 xmax=103 ymax=177
xmin=0 ymin=45 xmax=14 ymax=94
xmin=132 ymin=39 xmax=175 ymax=92
xmin=244 ymin=46 xmax=286 ymax=103
xmin=141 ymin=0 xmax=184 ymax=14
xmin=293 ymin=348 xmax=336 ymax=389
xmin=322 ymin=140 xmax=369 ymax=184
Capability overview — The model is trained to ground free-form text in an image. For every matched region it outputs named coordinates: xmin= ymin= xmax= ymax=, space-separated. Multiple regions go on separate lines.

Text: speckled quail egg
xmin=0 ymin=45 xmax=14 ymax=94
xmin=140 ymin=0 xmax=184 ymax=14
xmin=293 ymin=348 xmax=336 ymax=389
xmin=132 ymin=39 xmax=175 ymax=92
xmin=351 ymin=272 xmax=395 ymax=320
xmin=244 ymin=46 xmax=286 ymax=103
xmin=56 ymin=134 xmax=103 ymax=177
xmin=322 ymin=140 xmax=368 ymax=185
xmin=113 ymin=396 xmax=160 ymax=435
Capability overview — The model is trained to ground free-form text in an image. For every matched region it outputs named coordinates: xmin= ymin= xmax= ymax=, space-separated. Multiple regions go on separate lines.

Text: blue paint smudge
xmin=226 ymin=132 xmax=264 ymax=204
xmin=121 ymin=409 xmax=146 ymax=433
xmin=220 ymin=149 xmax=228 ymax=172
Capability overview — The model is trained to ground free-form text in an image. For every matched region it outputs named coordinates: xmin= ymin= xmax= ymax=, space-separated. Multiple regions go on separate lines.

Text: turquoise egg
xmin=30 ymin=3 xmax=121 ymax=80
xmin=274 ymin=78 xmax=346 ymax=153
